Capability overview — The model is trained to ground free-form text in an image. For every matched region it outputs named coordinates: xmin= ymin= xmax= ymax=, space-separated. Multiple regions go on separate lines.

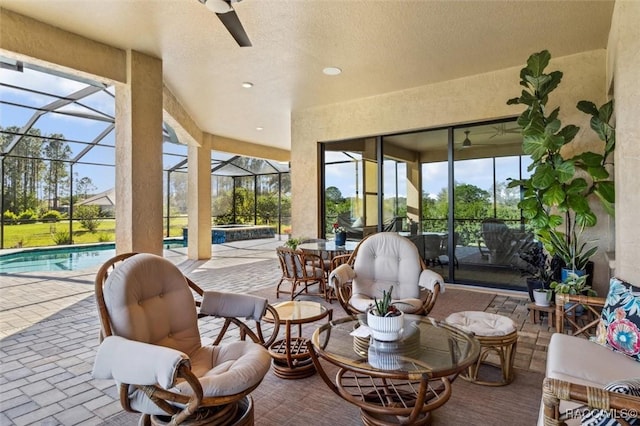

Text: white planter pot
xmin=533 ymin=289 xmax=551 ymax=307
xmin=367 ymin=310 xmax=404 ymax=341
xmin=368 ymin=345 xmax=401 ymax=370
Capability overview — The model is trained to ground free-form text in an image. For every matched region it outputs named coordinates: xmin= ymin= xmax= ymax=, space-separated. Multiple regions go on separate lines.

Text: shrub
xmin=75 ymin=205 xmax=102 ymax=232
xmin=52 ymin=230 xmax=72 ymax=245
xmin=3 ymin=210 xmax=18 ymax=225
xmin=97 ymin=232 xmax=112 ymax=242
xmin=17 ymin=209 xmax=38 ymax=224
xmin=41 ymin=210 xmax=63 ymax=222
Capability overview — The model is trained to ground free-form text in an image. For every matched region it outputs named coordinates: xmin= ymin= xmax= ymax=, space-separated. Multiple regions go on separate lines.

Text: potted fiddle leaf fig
xmin=506 ymin=50 xmax=615 ymax=281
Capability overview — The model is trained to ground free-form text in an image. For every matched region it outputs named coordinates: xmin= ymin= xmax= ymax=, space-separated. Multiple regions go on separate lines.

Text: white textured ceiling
xmin=0 ymin=0 xmax=615 ymax=151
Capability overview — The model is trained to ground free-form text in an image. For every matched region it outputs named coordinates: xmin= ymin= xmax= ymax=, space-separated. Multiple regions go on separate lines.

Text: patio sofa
xmin=538 ymin=278 xmax=640 ymax=425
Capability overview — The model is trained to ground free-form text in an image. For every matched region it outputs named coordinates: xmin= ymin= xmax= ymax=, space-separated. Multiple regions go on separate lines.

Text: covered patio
xmin=1 ymin=1 xmax=639 ymax=424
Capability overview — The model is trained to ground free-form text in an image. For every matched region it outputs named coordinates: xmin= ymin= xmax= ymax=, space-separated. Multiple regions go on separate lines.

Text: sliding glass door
xmin=320 ymin=118 xmax=533 ymax=291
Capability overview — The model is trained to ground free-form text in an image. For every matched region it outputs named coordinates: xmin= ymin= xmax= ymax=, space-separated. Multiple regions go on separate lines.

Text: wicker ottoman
xmin=445 ymin=311 xmax=518 ymax=386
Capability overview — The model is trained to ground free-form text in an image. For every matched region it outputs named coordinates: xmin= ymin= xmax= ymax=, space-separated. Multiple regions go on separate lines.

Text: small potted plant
xmin=367 ymin=286 xmax=404 ymax=341
xmin=284 ymin=237 xmax=303 ymax=250
xmin=333 ymin=223 xmax=347 ymax=246
xmin=550 ymin=272 xmax=597 ymax=316
xmin=515 ymin=241 xmax=565 ymax=306
xmin=547 ymin=228 xmax=597 ymax=282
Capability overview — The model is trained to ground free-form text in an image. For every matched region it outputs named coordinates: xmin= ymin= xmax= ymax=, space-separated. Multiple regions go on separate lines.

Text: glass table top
xmin=311 ymin=314 xmax=480 ymax=376
xmin=264 ymin=300 xmax=329 ymax=323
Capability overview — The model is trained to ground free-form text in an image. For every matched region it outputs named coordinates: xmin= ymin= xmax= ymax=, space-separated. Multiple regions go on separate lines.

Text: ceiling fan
xmin=199 ymin=0 xmax=252 ymax=47
xmin=455 ymin=130 xmax=475 ymax=149
xmin=456 ymin=130 xmax=494 ymax=150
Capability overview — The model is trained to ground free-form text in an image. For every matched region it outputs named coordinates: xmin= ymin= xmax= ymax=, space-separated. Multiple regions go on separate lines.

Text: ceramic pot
xmin=335 ymin=231 xmax=347 ymax=246
xmin=367 ymin=310 xmax=404 ymax=341
xmin=533 ymin=289 xmax=551 ymax=307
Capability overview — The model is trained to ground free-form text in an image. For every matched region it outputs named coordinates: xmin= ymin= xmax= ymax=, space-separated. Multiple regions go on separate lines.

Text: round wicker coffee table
xmin=309 ymin=314 xmax=480 ymax=425
xmin=263 ymin=300 xmax=332 ymax=379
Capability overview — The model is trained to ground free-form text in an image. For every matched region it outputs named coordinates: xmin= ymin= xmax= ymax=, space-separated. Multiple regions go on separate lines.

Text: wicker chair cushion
xmin=445 ymin=311 xmax=516 ymax=337
xmin=352 ymin=232 xmax=423 ymax=300
xmin=581 ymin=378 xmax=640 ymax=425
xmin=102 ymin=253 xmax=201 ymax=355
xmin=595 ymin=277 xmax=640 ymax=362
xmin=183 ymin=341 xmax=271 ymax=397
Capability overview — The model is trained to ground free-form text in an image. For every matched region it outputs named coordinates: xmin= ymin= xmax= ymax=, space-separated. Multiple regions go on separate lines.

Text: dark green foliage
xmin=52 ymin=230 xmax=72 ymax=245
xmin=41 ymin=210 xmax=64 ymax=222
xmin=507 ymin=50 xmax=615 ymax=267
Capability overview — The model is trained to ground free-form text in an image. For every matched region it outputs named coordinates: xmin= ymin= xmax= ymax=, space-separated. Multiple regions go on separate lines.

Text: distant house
xmin=76 ymin=188 xmax=115 ymax=216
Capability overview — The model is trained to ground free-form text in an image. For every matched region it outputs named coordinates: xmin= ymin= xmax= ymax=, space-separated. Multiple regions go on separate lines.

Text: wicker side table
xmin=527 ymin=302 xmax=556 ymax=326
xmin=445 ymin=311 xmax=518 ymax=386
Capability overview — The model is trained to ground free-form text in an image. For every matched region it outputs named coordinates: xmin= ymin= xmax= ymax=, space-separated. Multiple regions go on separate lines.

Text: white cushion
xmin=352 ymin=232 xmax=423 ymax=300
xmin=102 ymin=253 xmax=201 ymax=355
xmin=546 ymin=333 xmax=640 ymax=387
xmin=445 ymin=311 xmax=516 ymax=336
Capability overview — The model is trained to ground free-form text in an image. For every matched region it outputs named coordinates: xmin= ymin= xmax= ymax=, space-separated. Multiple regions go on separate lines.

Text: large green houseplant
xmin=507 ymin=50 xmax=615 ymax=277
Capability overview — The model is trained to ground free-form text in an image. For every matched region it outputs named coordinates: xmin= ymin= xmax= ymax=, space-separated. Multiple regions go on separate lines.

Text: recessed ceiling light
xmin=322 ymin=67 xmax=342 ymax=76
xmin=242 ymin=82 xmax=253 ymax=88
xmin=256 ymin=127 xmax=263 ymax=131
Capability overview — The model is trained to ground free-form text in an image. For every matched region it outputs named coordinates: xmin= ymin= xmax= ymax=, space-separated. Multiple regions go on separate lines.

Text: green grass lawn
xmin=2 ymin=217 xmax=189 ymax=249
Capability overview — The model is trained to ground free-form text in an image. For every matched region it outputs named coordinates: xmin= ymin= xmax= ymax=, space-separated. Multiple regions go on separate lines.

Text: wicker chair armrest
xmin=92 ymin=336 xmax=190 ymax=389
xmin=330 ymin=253 xmax=353 ymax=270
xmin=542 ymin=377 xmax=640 ymax=425
xmin=201 ymin=291 xmax=268 ymax=321
xmin=418 ymin=282 xmax=440 ymax=315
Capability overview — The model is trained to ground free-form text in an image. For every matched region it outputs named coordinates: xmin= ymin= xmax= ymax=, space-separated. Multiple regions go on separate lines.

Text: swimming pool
xmin=0 ymin=240 xmax=185 ymax=274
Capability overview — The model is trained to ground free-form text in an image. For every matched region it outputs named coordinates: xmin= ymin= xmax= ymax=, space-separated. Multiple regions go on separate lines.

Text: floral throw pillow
xmin=595 ymin=277 xmax=640 ymax=361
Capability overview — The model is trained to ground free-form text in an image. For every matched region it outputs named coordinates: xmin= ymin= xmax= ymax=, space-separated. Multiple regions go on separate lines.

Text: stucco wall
xmin=610 ymin=1 xmax=640 ymax=284
xmin=291 ymin=49 xmax=612 ymax=291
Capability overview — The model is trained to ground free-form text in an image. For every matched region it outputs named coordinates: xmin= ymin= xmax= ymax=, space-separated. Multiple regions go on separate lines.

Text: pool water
xmin=0 ymin=241 xmax=185 ymax=274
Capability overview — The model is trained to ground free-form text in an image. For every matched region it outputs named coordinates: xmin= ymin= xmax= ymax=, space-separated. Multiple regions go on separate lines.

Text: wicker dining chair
xmin=275 ymin=246 xmax=328 ymax=301
xmin=329 ymin=232 xmax=444 ymax=316
xmin=92 ymin=252 xmax=280 ymax=425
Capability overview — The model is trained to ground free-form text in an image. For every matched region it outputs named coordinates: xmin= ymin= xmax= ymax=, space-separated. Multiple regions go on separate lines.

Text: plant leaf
xmin=576 ymin=100 xmax=598 ymax=116
xmin=527 ymin=50 xmax=551 ymax=77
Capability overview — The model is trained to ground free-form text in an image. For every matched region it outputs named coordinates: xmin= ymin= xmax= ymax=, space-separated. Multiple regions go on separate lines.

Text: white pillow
xmin=352 ymin=217 xmax=364 ymax=228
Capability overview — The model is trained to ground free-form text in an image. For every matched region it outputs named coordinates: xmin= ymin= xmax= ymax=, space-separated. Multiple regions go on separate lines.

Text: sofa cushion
xmin=595 ymin=277 xmax=640 ymax=362
xmin=580 ymin=378 xmax=640 ymax=426
xmin=547 ymin=334 xmax=640 ymax=388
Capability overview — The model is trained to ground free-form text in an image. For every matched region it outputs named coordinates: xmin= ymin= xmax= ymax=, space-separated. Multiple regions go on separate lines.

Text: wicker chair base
xmin=148 ymin=396 xmax=254 ymax=426
xmin=461 ymin=330 xmax=517 ymax=386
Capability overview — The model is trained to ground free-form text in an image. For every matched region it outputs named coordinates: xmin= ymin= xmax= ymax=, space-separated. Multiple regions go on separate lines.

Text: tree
xmin=0 ymin=126 xmax=44 ymax=213
xmin=75 ymin=176 xmax=97 ymax=200
xmin=43 ymin=134 xmax=71 ymax=210
xmin=325 ymin=186 xmax=343 ymax=203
